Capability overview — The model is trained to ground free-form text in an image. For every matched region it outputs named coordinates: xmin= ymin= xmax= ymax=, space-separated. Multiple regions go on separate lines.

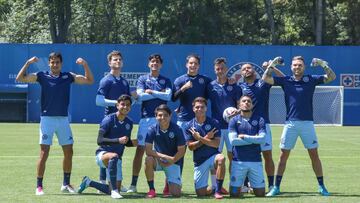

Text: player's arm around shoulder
xmin=16 ymin=57 xmax=38 ymax=83
xmin=71 ymin=58 xmax=94 ymax=85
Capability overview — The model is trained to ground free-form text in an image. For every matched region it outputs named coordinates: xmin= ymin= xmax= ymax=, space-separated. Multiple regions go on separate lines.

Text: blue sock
xmin=215 ymin=179 xmax=224 ymax=193
xmin=37 ymin=177 xmax=43 ymax=187
xmin=317 ymin=176 xmax=324 ymax=186
xmin=131 ymin=175 xmax=138 ymax=186
xmin=108 ymin=157 xmax=118 ymax=190
xmin=275 ymin=175 xmax=283 ymax=187
xmin=99 ymin=167 xmax=107 ymax=181
xmin=89 ymin=180 xmax=110 ymax=194
xmin=63 ymin=172 xmax=71 ymax=186
xmin=268 ymin=176 xmax=274 ymax=187
xmin=147 ymin=180 xmax=155 ymax=190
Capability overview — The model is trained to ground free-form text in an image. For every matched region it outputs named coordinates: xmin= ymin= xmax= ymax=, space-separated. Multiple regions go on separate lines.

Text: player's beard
xmin=241 ymin=109 xmax=251 ymax=113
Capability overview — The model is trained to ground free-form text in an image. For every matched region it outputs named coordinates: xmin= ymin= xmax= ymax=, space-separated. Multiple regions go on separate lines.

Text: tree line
xmin=1 ymin=0 xmax=359 ymax=45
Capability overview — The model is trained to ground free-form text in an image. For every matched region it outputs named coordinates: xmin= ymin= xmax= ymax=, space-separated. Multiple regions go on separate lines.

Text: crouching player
xmin=184 ymin=97 xmax=226 ymax=199
xmin=229 ymin=95 xmax=266 ymax=197
xmin=77 ymin=95 xmax=134 ymax=199
xmin=144 ymin=104 xmax=186 ymax=198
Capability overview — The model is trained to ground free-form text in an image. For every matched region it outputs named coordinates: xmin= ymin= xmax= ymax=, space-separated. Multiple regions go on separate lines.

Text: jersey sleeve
xmin=312 ymin=75 xmax=325 ymax=86
xmin=97 ymin=78 xmax=110 ymax=96
xmin=182 ymin=122 xmax=194 ymax=142
xmin=99 ymin=115 xmax=111 ymax=134
xmin=228 ymin=116 xmax=237 ymax=133
xmin=145 ymin=126 xmax=155 ymax=144
xmin=36 ymin=72 xmax=44 ymax=84
xmin=273 ymin=76 xmax=285 ymax=86
xmin=258 ymin=117 xmax=266 ymax=135
xmin=175 ymin=126 xmax=186 ymax=146
xmin=136 ymin=75 xmax=146 ymax=90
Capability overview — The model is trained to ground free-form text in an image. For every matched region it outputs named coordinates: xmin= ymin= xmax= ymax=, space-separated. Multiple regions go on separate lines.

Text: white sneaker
xmin=35 ymin=187 xmax=44 ymax=195
xmin=111 ymin=190 xmax=123 ymax=199
xmin=240 ymin=186 xmax=249 ymax=193
xmin=120 ymin=185 xmax=128 ymax=192
xmin=126 ymin=185 xmax=137 ymax=193
xmin=61 ymin=184 xmax=76 ymax=193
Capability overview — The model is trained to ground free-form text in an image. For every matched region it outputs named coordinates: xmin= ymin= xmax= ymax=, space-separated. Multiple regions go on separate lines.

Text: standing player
xmin=262 ymin=56 xmax=336 ymax=196
xmin=184 ymin=97 xmax=226 ymax=199
xmin=228 ymin=95 xmax=266 ymax=197
xmin=239 ymin=62 xmax=284 ymax=191
xmin=78 ymin=95 xmax=133 ymax=199
xmin=144 ymin=104 xmax=186 ymax=198
xmin=127 ymin=54 xmax=172 ymax=193
xmin=16 ymin=52 xmax=94 ymax=195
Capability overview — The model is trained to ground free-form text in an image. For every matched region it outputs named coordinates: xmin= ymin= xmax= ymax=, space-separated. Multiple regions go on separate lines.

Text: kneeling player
xmin=77 ymin=95 xmax=133 ymax=199
xmin=229 ymin=95 xmax=266 ymax=197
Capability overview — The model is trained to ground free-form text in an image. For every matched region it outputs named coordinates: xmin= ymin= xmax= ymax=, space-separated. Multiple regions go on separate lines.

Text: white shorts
xmin=155 ymin=159 xmax=182 ymax=186
xmin=218 ymin=129 xmax=232 ymax=153
xmin=137 ymin=117 xmax=157 ymax=146
xmin=193 ymin=154 xmax=217 ymax=190
xmin=39 ymin=116 xmax=73 ymax=146
xmin=95 ymin=151 xmax=123 ymax=181
xmin=260 ymin=124 xmax=273 ymax=151
xmin=280 ymin=121 xmax=319 ymax=150
xmin=230 ymin=161 xmax=265 ymax=189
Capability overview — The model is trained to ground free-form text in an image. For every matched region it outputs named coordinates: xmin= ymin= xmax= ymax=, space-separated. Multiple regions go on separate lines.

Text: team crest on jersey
xmin=198 ymin=78 xmax=205 ymax=84
xmin=226 ymin=85 xmax=233 ymax=91
xmin=251 ymin=120 xmax=258 ymax=126
xmin=303 ymin=76 xmax=309 ymax=83
xmin=159 ymin=79 xmax=165 ymax=85
xmin=169 ymin=131 xmax=175 ymax=139
xmin=62 ymin=75 xmax=68 ymax=79
xmin=125 ymin=123 xmax=131 ymax=130
xmin=205 ymin=124 xmax=211 ymax=131
xmin=226 ymin=62 xmax=264 ymax=84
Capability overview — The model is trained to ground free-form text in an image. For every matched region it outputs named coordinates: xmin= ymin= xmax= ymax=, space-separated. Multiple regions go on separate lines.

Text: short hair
xmin=239 ymin=95 xmax=252 ymax=103
xmin=149 ymin=53 xmax=163 ymax=64
xmin=214 ymin=57 xmax=227 ymax=65
xmin=107 ymin=50 xmax=122 ymax=62
xmin=241 ymin=63 xmax=253 ymax=69
xmin=155 ymin=104 xmax=171 ymax=116
xmin=117 ymin=94 xmax=132 ymax=104
xmin=292 ymin=56 xmax=305 ymax=63
xmin=192 ymin=97 xmax=207 ymax=106
xmin=49 ymin=52 xmax=62 ymax=62
xmin=186 ymin=54 xmax=200 ymax=64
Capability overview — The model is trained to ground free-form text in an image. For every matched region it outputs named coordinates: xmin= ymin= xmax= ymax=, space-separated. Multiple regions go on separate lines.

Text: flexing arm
xmin=262 ymin=66 xmax=275 ymax=85
xmin=72 ymin=58 xmax=94 ymax=85
xmin=16 ymin=57 xmax=38 ymax=83
xmin=322 ymin=65 xmax=336 ymax=84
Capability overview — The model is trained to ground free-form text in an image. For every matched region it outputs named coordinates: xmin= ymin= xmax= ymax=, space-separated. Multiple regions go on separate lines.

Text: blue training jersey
xmin=229 ymin=114 xmax=266 ymax=162
xmin=183 ymin=117 xmax=220 ymax=166
xmin=207 ymin=80 xmax=242 ymax=129
xmin=240 ymin=79 xmax=272 ymax=123
xmin=96 ymin=113 xmax=133 ymax=158
xmin=273 ymin=75 xmax=324 ymax=121
xmin=173 ymin=74 xmax=211 ymax=122
xmin=145 ymin=122 xmax=185 ymax=165
xmin=97 ymin=73 xmax=130 ymax=115
xmin=36 ymin=71 xmax=74 ymax=116
xmin=137 ymin=74 xmax=172 ymax=118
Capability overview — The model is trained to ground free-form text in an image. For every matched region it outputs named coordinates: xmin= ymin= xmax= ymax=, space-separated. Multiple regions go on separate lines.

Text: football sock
xmin=131 ymin=175 xmax=138 ymax=186
xmin=37 ymin=177 xmax=43 ymax=188
xmin=268 ymin=176 xmax=274 ymax=187
xmin=215 ymin=179 xmax=224 ymax=193
xmin=148 ymin=180 xmax=155 ymax=190
xmin=63 ymin=172 xmax=71 ymax=186
xmin=99 ymin=167 xmax=107 ymax=181
xmin=317 ymin=176 xmax=324 ymax=186
xmin=275 ymin=175 xmax=283 ymax=187
xmin=108 ymin=157 xmax=118 ymax=190
xmin=89 ymin=180 xmax=110 ymax=194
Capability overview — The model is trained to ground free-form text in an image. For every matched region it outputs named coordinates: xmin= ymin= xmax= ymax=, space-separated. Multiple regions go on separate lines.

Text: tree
xmin=46 ymin=0 xmax=72 ymax=43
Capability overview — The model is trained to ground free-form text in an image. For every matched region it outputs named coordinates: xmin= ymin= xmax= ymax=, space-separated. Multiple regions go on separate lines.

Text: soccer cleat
xmin=266 ymin=186 xmax=280 ymax=197
xmin=146 ymin=189 xmax=156 ymax=198
xmin=35 ymin=186 xmax=44 ymax=195
xmin=77 ymin=176 xmax=91 ymax=194
xmin=120 ymin=185 xmax=128 ymax=192
xmin=61 ymin=184 xmax=76 ymax=193
xmin=214 ymin=192 xmax=223 ymax=199
xmin=126 ymin=185 xmax=137 ymax=193
xmin=318 ymin=185 xmax=330 ymax=196
xmin=220 ymin=187 xmax=229 ymax=195
xmin=111 ymin=190 xmax=123 ymax=199
xmin=268 ymin=185 xmax=274 ymax=193
xmin=162 ymin=184 xmax=171 ymax=197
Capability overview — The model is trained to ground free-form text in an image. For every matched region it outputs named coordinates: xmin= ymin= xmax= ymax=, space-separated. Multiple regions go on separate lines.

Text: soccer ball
xmin=223 ymin=106 xmax=238 ymax=123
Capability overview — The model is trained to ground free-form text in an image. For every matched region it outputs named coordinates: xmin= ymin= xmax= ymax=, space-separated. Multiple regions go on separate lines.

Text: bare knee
xmin=216 ymin=154 xmax=226 ymax=166
xmin=145 ymin=156 xmax=155 ymax=167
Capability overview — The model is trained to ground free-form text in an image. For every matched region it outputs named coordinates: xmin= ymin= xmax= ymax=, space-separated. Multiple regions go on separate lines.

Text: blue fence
xmin=0 ymin=44 xmax=359 ymax=125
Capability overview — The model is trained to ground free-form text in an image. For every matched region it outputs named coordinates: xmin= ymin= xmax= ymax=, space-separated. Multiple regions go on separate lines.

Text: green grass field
xmin=0 ymin=123 xmax=359 ymax=203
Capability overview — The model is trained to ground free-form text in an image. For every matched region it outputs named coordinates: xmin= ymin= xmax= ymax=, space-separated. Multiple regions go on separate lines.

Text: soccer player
xmin=262 ymin=56 xmax=336 ymax=196
xmin=184 ymin=97 xmax=226 ymax=199
xmin=239 ymin=62 xmax=284 ymax=191
xmin=228 ymin=95 xmax=266 ymax=197
xmin=127 ymin=54 xmax=172 ymax=193
xmin=144 ymin=104 xmax=186 ymax=198
xmin=16 ymin=52 xmax=94 ymax=195
xmin=95 ymin=50 xmax=134 ymax=192
xmin=77 ymin=95 xmax=133 ymax=199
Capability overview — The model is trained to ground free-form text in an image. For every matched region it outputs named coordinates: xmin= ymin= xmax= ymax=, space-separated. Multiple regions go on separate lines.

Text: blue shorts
xmin=219 ymin=129 xmax=232 ymax=153
xmin=193 ymin=154 xmax=217 ymax=190
xmin=96 ymin=151 xmax=123 ymax=181
xmin=137 ymin=117 xmax=157 ymax=146
xmin=155 ymin=159 xmax=182 ymax=186
xmin=260 ymin=124 xmax=273 ymax=151
xmin=230 ymin=161 xmax=265 ymax=189
xmin=39 ymin=116 xmax=73 ymax=146
xmin=280 ymin=121 xmax=319 ymax=150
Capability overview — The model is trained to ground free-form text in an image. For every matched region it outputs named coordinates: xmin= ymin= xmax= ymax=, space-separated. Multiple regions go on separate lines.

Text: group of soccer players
xmin=16 ymin=50 xmax=336 ymax=199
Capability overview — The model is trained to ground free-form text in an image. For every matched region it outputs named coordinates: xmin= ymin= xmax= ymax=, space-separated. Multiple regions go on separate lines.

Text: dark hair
xmin=292 ymin=56 xmax=305 ymax=63
xmin=186 ymin=54 xmax=200 ymax=64
xmin=192 ymin=97 xmax=207 ymax=106
xmin=149 ymin=53 xmax=163 ymax=64
xmin=214 ymin=57 xmax=226 ymax=65
xmin=107 ymin=50 xmax=123 ymax=62
xmin=49 ymin=52 xmax=62 ymax=62
xmin=239 ymin=95 xmax=252 ymax=103
xmin=117 ymin=94 xmax=132 ymax=103
xmin=155 ymin=104 xmax=171 ymax=116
